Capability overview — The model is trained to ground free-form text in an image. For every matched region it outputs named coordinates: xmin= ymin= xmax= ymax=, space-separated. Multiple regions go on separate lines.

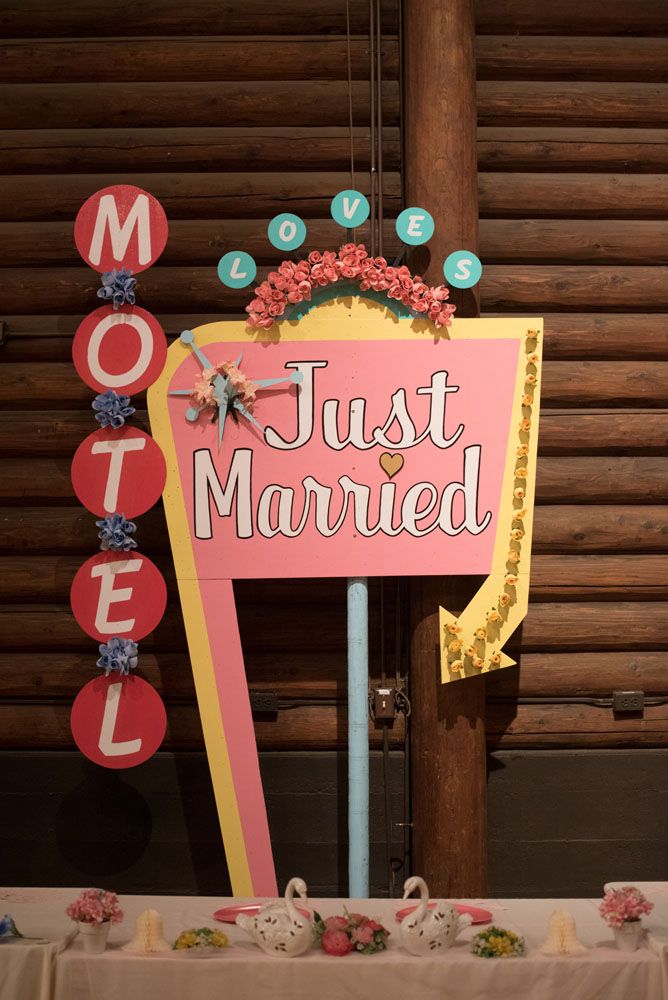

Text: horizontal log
xmin=475 ymin=0 xmax=668 ymax=35
xmin=486 ymin=703 xmax=668 ymax=749
xmin=1 ymin=408 xmax=666 ymax=459
xmin=3 ymin=362 xmax=666 ymax=409
xmin=481 ymin=267 xmax=668 ymax=312
xmin=0 ymin=0 xmax=398 ymax=36
xmin=480 ymin=220 xmax=668 ymax=265
xmin=0 ymin=81 xmax=399 ymax=130
xmin=0 ymin=38 xmax=399 ymax=84
xmin=2 ymin=504 xmax=666 ymax=556
xmin=4 ymin=218 xmax=665 ymax=268
xmin=1 ymin=264 xmax=665 ymax=315
xmin=476 ymin=37 xmax=668 ymax=82
xmin=2 ymin=456 xmax=665 ymax=504
xmin=477 ymin=128 xmax=668 ymax=173
xmin=491 ymin=651 xmax=668 ymax=698
xmin=0 ymin=126 xmax=401 ymax=175
xmin=0 ymin=218 xmax=401 ymax=267
xmin=5 ymin=313 xmax=667 ymax=363
xmin=0 ymin=703 xmax=404 ymax=752
xmin=521 ymin=602 xmax=668 ymax=651
xmin=2 ymin=554 xmax=666 ymax=602
xmin=0 ymin=172 xmax=401 ymax=222
xmin=478 ymin=82 xmax=668 ymax=129
xmin=479 ymin=173 xmax=668 ymax=218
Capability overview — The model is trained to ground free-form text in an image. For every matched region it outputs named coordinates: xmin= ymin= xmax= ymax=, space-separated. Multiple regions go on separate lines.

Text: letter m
xmin=88 ymin=192 xmax=152 ymax=266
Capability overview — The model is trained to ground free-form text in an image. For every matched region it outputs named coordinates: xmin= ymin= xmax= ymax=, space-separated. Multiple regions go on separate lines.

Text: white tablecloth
xmin=2 ymin=887 xmax=668 ymax=1000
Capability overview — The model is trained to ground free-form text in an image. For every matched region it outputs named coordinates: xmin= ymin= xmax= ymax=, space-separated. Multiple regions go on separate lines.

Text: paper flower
xmin=474 ymin=627 xmax=487 ymax=641
xmin=92 ymin=390 xmax=135 ymax=429
xmin=498 ymin=593 xmax=511 ymax=607
xmin=465 ymin=645 xmax=477 ymax=658
xmin=448 ymin=639 xmax=462 ymax=654
xmin=516 ymin=445 xmax=529 ymax=458
xmin=446 ymin=622 xmax=462 ymax=635
xmin=450 ymin=659 xmax=463 ymax=673
xmin=519 ymin=418 xmax=531 ymax=432
xmin=490 ymin=652 xmax=502 ymax=666
xmin=522 ymin=394 xmax=533 ymax=407
xmin=487 ymin=610 xmax=502 ymax=623
xmin=66 ymin=889 xmax=123 ymax=926
xmin=515 ymin=467 xmax=528 ymax=480
xmin=525 ymin=373 xmax=537 ymax=385
xmin=97 ymin=637 xmax=138 ymax=677
xmin=526 ymin=329 xmax=540 ymax=340
xmin=505 ymin=574 xmax=519 ymax=586
xmin=514 ymin=487 xmax=526 ymax=500
xmin=507 ymin=551 xmax=521 ymax=564
xmin=513 ymin=509 xmax=527 ymax=521
xmin=527 ymin=353 xmax=540 ymax=364
xmin=96 ymin=513 xmax=137 ymax=552
xmin=97 ymin=268 xmax=137 ymax=310
xmin=472 ymin=656 xmax=484 ymax=669
xmin=510 ymin=528 xmax=524 ymax=541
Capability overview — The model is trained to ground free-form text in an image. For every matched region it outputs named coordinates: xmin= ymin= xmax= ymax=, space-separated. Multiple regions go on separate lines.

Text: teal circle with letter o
xmin=217 ymin=251 xmax=257 ymax=289
xmin=443 ymin=250 xmax=482 ymax=289
xmin=330 ymin=190 xmax=370 ymax=228
xmin=268 ymin=214 xmax=306 ymax=251
xmin=395 ymin=207 xmax=434 ymax=245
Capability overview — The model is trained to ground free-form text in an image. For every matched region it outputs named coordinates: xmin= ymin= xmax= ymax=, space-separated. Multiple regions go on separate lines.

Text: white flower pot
xmin=613 ymin=921 xmax=644 ymax=953
xmin=78 ymin=920 xmax=111 ymax=955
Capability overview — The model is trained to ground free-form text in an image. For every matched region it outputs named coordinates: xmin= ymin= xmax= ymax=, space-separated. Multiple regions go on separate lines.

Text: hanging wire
xmin=368 ymin=0 xmax=377 ymax=255
xmin=345 ymin=0 xmax=357 ymax=244
xmin=375 ymin=0 xmax=384 ymax=256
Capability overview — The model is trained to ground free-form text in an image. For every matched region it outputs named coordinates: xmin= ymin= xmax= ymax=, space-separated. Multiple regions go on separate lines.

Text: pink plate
xmin=395 ymin=903 xmax=492 ymax=925
xmin=213 ymin=904 xmax=312 ymax=924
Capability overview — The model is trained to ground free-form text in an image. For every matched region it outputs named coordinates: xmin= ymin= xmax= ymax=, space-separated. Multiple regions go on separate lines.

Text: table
xmin=2 ymin=887 xmax=668 ymax=1000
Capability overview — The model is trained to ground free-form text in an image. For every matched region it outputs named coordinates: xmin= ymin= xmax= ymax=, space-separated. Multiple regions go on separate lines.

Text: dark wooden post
xmin=403 ymin=0 xmax=487 ymax=896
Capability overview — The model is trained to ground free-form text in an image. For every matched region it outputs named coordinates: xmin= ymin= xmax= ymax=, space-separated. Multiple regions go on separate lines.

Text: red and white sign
xmin=71 ymin=674 xmax=167 ymax=769
xmin=71 ymin=426 xmax=166 ymax=518
xmin=73 ymin=305 xmax=167 ymax=395
xmin=74 ymin=184 xmax=168 ymax=274
xmin=70 ymin=550 xmax=167 ymax=642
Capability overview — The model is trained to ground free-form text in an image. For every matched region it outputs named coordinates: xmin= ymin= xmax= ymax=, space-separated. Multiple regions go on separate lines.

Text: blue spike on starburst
xmin=168 ymin=329 xmax=300 ymax=450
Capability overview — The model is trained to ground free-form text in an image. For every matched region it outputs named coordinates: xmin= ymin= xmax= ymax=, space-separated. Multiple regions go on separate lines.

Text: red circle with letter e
xmin=73 ymin=305 xmax=167 ymax=395
xmin=71 ymin=675 xmax=167 ymax=769
xmin=74 ymin=184 xmax=168 ymax=273
xmin=70 ymin=550 xmax=167 ymax=642
xmin=71 ymin=426 xmax=166 ymax=518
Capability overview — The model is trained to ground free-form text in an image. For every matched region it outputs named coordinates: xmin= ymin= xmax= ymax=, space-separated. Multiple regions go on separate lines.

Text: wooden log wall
xmin=476 ymin=0 xmax=668 ymax=747
xmin=0 ymin=1 xmax=404 ymax=760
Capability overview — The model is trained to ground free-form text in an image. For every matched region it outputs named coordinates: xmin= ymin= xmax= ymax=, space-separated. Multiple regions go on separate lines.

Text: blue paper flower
xmin=91 ymin=389 xmax=135 ymax=429
xmin=0 ymin=915 xmax=21 ymax=938
xmin=97 ymin=637 xmax=139 ymax=677
xmin=97 ymin=267 xmax=137 ymax=310
xmin=95 ymin=513 xmax=137 ymax=552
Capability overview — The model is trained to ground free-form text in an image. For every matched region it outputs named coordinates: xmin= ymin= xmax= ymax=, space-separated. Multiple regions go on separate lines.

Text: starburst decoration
xmin=168 ymin=329 xmax=302 ymax=450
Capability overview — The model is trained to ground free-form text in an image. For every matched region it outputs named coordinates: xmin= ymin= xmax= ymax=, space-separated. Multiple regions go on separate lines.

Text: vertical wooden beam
xmin=404 ymin=0 xmax=487 ymax=897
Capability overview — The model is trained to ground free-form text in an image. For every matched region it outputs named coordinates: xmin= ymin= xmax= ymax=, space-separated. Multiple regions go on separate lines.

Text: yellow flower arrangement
xmin=174 ymin=927 xmax=229 ymax=951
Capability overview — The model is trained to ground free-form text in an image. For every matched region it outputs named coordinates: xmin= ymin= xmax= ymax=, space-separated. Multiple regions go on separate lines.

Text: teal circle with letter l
xmin=267 ymin=213 xmax=306 ymax=251
xmin=444 ymin=250 xmax=483 ymax=289
xmin=330 ymin=190 xmax=370 ymax=228
xmin=217 ymin=251 xmax=257 ymax=289
xmin=395 ymin=207 xmax=434 ymax=246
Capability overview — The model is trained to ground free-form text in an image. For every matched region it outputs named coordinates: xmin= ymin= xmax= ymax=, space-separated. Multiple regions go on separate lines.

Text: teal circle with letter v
xmin=217 ymin=251 xmax=257 ymax=289
xmin=444 ymin=250 xmax=482 ymax=289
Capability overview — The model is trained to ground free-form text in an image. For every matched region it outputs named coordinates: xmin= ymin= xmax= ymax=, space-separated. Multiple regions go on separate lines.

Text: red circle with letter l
xmin=71 ymin=675 xmax=167 ymax=769
xmin=70 ymin=550 xmax=167 ymax=643
xmin=73 ymin=305 xmax=167 ymax=395
xmin=74 ymin=184 xmax=168 ymax=273
xmin=71 ymin=426 xmax=166 ymax=518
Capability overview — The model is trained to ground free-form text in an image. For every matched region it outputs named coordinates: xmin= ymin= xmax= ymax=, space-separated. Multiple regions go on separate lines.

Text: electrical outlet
xmin=612 ymin=690 xmax=644 ymax=713
xmin=373 ymin=687 xmax=397 ymax=723
xmin=250 ymin=690 xmax=278 ymax=715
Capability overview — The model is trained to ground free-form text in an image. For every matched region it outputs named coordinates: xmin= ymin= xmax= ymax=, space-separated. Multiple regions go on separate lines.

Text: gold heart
xmin=380 ymin=453 xmax=404 ymax=479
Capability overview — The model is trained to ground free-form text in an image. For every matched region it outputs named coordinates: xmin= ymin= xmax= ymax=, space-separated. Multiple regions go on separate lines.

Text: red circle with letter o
xmin=71 ymin=675 xmax=167 ymax=769
xmin=73 ymin=305 xmax=167 ymax=395
xmin=70 ymin=550 xmax=167 ymax=643
xmin=74 ymin=184 xmax=168 ymax=273
xmin=71 ymin=426 xmax=166 ymax=518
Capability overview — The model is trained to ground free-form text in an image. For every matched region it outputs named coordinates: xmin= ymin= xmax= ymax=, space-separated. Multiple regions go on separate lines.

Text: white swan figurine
xmin=236 ymin=877 xmax=312 ymax=957
xmin=399 ymin=876 xmax=472 ymax=956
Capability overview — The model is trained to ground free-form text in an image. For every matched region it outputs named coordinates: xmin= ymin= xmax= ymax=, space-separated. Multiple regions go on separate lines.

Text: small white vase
xmin=78 ymin=920 xmax=111 ymax=955
xmin=613 ymin=921 xmax=644 ymax=952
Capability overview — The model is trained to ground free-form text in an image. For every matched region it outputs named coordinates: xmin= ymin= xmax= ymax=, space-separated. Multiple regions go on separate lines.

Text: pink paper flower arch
xmin=245 ymin=244 xmax=456 ymax=331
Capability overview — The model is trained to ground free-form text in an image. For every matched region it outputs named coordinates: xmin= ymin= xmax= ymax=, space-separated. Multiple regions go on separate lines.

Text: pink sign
xmin=167 ymin=337 xmax=520 ymax=579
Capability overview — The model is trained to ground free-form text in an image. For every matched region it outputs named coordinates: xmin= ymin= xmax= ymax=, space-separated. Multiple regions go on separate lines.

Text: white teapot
xmin=399 ymin=876 xmax=472 ymax=956
xmin=236 ymin=877 xmax=312 ymax=957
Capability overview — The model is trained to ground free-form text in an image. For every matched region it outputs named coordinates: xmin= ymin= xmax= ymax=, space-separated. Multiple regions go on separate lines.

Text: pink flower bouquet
xmin=314 ymin=910 xmax=389 ymax=955
xmin=66 ymin=889 xmax=124 ymax=926
xmin=599 ymin=886 xmax=653 ymax=929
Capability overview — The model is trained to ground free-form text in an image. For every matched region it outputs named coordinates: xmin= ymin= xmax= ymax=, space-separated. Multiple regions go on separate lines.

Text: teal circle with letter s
xmin=395 ymin=207 xmax=434 ymax=245
xmin=330 ymin=190 xmax=370 ymax=228
xmin=267 ymin=213 xmax=306 ymax=251
xmin=443 ymin=250 xmax=482 ymax=289
xmin=217 ymin=251 xmax=257 ymax=289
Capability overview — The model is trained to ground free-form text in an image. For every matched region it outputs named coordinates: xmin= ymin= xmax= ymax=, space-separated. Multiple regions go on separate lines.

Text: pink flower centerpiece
xmin=599 ymin=886 xmax=653 ymax=929
xmin=314 ymin=910 xmax=389 ymax=956
xmin=245 ymin=244 xmax=456 ymax=331
xmin=66 ymin=888 xmax=123 ymax=926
